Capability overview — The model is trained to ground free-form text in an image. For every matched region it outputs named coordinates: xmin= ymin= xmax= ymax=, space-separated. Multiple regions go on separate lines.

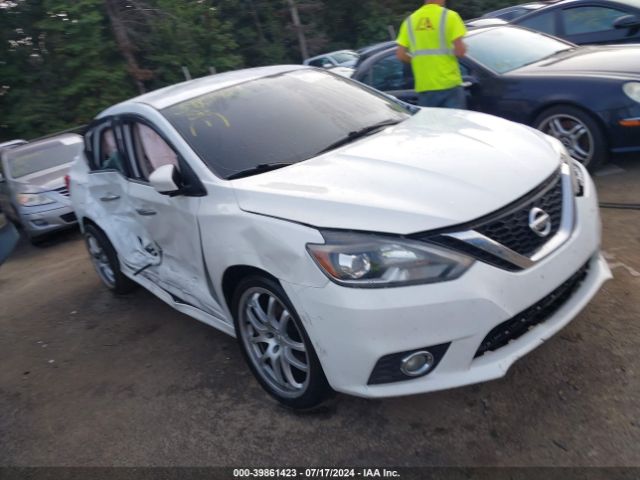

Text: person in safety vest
xmin=396 ymin=0 xmax=468 ymax=109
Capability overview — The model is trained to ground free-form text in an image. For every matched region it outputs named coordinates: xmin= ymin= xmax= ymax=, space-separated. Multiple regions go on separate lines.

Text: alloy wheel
xmin=86 ymin=232 xmax=116 ymax=288
xmin=538 ymin=113 xmax=594 ymax=165
xmin=238 ymin=287 xmax=310 ymax=398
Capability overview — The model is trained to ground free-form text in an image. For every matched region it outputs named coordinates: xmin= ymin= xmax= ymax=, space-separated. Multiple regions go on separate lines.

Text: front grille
xmin=53 ymin=186 xmax=69 ymax=197
xmin=475 ymin=172 xmax=563 ymax=257
xmin=60 ymin=212 xmax=77 ymax=223
xmin=474 ymin=261 xmax=590 ymax=358
xmin=429 ymin=235 xmax=521 ymax=272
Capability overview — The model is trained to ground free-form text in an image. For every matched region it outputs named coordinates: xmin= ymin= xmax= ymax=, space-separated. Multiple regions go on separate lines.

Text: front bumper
xmin=283 ymin=171 xmax=611 ymax=398
xmin=21 ymin=204 xmax=77 ymax=237
xmin=599 ymin=104 xmax=640 ymax=154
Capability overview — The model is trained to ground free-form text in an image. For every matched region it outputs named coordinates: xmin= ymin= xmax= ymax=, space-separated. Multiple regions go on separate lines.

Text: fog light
xmin=31 ymin=219 xmax=48 ymax=227
xmin=400 ymin=351 xmax=435 ymax=377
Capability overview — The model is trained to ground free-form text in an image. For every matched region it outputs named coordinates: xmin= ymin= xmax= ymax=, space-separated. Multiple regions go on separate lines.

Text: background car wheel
xmin=232 ymin=275 xmax=332 ymax=409
xmin=84 ymin=224 xmax=136 ymax=294
xmin=534 ymin=105 xmax=607 ymax=171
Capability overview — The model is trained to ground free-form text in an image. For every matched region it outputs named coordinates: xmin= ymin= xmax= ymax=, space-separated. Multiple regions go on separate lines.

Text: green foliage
xmin=1 ymin=0 xmax=135 ymax=140
xmin=0 ymin=0 xmax=524 ymax=141
xmin=138 ymin=0 xmax=242 ymax=88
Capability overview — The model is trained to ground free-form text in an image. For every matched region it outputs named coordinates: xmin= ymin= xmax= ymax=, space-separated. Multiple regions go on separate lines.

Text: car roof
xmin=0 ymin=139 xmax=27 ymax=150
xmin=508 ymin=0 xmax=640 ymax=16
xmin=307 ymin=49 xmax=357 ymax=59
xmin=111 ymin=65 xmax=305 ymax=112
xmin=3 ymin=133 xmax=82 ymax=159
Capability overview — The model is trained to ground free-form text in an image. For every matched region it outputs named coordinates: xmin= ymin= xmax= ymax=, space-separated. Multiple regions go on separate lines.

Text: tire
xmin=6 ymin=205 xmax=22 ymax=228
xmin=534 ymin=105 xmax=607 ymax=171
xmin=84 ymin=224 xmax=136 ymax=294
xmin=29 ymin=234 xmax=48 ymax=247
xmin=231 ymin=275 xmax=332 ymax=409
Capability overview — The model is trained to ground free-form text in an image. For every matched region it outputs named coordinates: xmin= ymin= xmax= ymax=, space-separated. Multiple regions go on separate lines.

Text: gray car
xmin=0 ymin=134 xmax=82 ymax=242
xmin=303 ymin=49 xmax=360 ymax=68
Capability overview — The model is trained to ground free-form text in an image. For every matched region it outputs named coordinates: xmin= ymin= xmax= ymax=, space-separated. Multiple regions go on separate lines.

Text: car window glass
xmin=332 ymin=51 xmax=358 ymax=63
xmin=162 ymin=69 xmax=411 ymax=179
xmin=370 ymin=55 xmax=413 ymax=91
xmin=95 ymin=128 xmax=126 ymax=174
xmin=131 ymin=122 xmax=180 ymax=181
xmin=465 ymin=27 xmax=571 ymax=73
xmin=6 ymin=140 xmax=81 ymax=178
xmin=308 ymin=58 xmax=326 ymax=67
xmin=563 ymin=6 xmax=626 ymax=34
xmin=497 ymin=8 xmax=526 ymax=20
xmin=519 ymin=11 xmax=557 ymax=34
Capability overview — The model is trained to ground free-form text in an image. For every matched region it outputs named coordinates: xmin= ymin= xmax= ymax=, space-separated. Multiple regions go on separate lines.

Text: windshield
xmin=332 ymin=51 xmax=359 ymax=64
xmin=6 ymin=140 xmax=81 ymax=179
xmin=162 ymin=69 xmax=411 ymax=179
xmin=466 ymin=27 xmax=573 ymax=73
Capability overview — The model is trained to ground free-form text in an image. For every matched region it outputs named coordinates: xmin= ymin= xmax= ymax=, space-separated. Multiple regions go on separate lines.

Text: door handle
xmin=100 ymin=194 xmax=120 ymax=202
xmin=136 ymin=208 xmax=157 ymax=216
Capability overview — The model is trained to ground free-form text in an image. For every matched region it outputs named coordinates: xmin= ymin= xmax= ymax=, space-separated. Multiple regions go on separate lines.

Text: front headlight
xmin=623 ymin=82 xmax=640 ymax=103
xmin=306 ymin=231 xmax=474 ymax=288
xmin=16 ymin=193 xmax=55 ymax=207
xmin=546 ymin=135 xmax=584 ymax=196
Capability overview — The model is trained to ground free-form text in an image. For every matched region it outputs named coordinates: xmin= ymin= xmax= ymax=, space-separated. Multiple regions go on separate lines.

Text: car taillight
xmin=64 ymin=174 xmax=71 ymax=193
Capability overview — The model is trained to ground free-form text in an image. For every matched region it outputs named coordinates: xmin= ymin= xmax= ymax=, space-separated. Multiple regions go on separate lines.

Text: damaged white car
xmin=70 ymin=66 xmax=611 ymax=408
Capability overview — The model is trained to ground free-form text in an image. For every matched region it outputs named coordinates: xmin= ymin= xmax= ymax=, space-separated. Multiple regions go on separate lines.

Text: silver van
xmin=0 ymin=134 xmax=82 ymax=243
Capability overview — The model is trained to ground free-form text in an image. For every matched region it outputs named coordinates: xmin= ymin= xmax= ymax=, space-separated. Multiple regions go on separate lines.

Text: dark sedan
xmin=481 ymin=0 xmax=640 ymax=45
xmin=351 ymin=25 xmax=640 ymax=169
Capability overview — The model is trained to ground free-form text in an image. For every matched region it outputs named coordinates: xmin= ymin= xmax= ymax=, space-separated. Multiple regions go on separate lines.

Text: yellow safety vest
xmin=398 ymin=4 xmax=465 ymax=92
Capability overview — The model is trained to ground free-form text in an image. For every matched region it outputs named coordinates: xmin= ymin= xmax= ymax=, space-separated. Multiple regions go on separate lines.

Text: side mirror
xmin=149 ymin=164 xmax=181 ymax=196
xmin=613 ymin=14 xmax=640 ymax=29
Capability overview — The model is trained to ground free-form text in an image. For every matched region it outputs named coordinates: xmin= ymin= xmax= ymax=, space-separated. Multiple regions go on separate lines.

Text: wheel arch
xmin=529 ymin=101 xmax=608 ymax=140
xmin=222 ymin=265 xmax=280 ymax=315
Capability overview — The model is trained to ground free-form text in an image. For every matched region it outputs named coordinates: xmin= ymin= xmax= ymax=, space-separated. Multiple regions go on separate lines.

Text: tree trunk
xmin=103 ymin=0 xmax=149 ymax=94
xmin=285 ymin=0 xmax=309 ymax=60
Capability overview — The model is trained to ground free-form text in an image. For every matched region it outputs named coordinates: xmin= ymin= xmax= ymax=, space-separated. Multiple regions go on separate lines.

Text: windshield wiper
xmin=313 ymin=119 xmax=402 ymax=156
xmin=227 ymin=162 xmax=293 ymax=180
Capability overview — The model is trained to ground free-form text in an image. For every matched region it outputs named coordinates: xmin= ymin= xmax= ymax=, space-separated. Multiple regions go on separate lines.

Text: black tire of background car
xmin=231 ymin=275 xmax=333 ymax=409
xmin=534 ymin=105 xmax=608 ymax=171
xmin=84 ymin=224 xmax=137 ymax=295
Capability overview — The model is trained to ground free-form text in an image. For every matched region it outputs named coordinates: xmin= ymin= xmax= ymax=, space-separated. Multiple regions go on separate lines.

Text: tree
xmin=0 ymin=0 xmax=136 ymax=140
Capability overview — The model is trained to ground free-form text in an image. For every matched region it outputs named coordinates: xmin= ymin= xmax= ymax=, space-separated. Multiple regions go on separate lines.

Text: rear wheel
xmin=232 ymin=275 xmax=332 ymax=409
xmin=534 ymin=105 xmax=607 ymax=171
xmin=84 ymin=224 xmax=136 ymax=294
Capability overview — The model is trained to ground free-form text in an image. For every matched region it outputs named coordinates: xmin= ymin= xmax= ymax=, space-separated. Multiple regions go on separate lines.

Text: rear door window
xmin=563 ymin=6 xmax=627 ymax=34
xmin=518 ymin=11 xmax=558 ymax=35
xmin=94 ymin=127 xmax=128 ymax=175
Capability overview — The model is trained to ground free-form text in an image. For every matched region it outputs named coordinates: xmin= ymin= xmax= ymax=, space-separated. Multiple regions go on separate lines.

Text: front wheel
xmin=534 ymin=105 xmax=607 ymax=171
xmin=84 ymin=224 xmax=136 ymax=294
xmin=232 ymin=275 xmax=332 ymax=409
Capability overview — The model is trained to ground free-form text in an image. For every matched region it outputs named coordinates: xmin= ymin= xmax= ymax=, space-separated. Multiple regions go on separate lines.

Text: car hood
xmin=515 ymin=45 xmax=640 ymax=79
xmin=11 ymin=163 xmax=71 ymax=193
xmin=231 ymin=109 xmax=560 ymax=235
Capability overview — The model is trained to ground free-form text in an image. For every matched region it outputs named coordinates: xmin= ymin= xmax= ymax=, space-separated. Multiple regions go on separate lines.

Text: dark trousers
xmin=418 ymin=86 xmax=467 ymax=109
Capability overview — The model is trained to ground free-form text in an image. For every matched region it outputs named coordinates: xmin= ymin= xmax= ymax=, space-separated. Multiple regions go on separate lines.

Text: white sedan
xmin=69 ymin=66 xmax=610 ymax=408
